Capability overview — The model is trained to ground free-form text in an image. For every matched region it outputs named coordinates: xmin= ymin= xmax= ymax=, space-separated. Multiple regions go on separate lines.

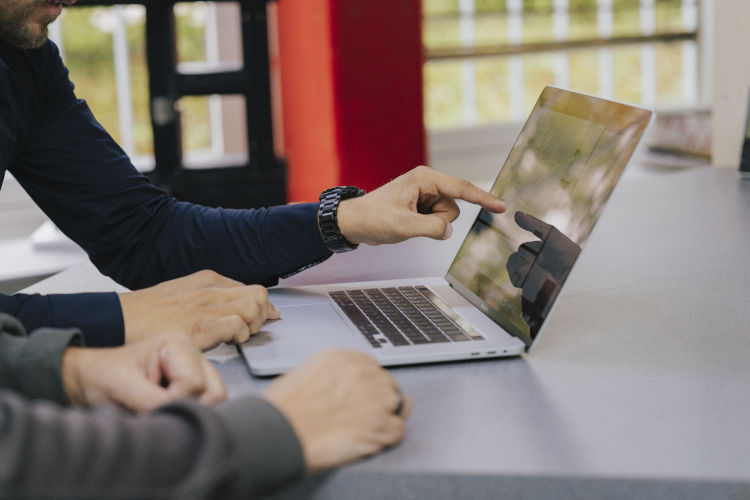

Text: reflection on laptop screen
xmin=741 ymin=87 xmax=750 ymax=176
xmin=446 ymin=87 xmax=652 ymax=348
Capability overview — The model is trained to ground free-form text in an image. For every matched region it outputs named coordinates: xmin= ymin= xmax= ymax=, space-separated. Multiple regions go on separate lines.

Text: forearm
xmin=0 ymin=292 xmax=124 ymax=347
xmin=91 ymin=200 xmax=332 ymax=290
xmin=0 ymin=314 xmax=81 ymax=404
xmin=12 ymin=80 xmax=330 ymax=292
xmin=0 ymin=392 xmax=305 ymax=498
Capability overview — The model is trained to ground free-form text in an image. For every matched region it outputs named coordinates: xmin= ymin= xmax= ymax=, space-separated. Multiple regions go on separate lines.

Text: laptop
xmin=240 ymin=87 xmax=653 ymax=375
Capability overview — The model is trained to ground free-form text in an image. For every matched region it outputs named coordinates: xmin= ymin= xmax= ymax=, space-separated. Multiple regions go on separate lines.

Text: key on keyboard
xmin=329 ymin=286 xmax=484 ymax=348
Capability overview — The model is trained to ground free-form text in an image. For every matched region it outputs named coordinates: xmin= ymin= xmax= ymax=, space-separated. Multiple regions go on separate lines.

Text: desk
xmin=24 ymin=167 xmax=750 ymax=499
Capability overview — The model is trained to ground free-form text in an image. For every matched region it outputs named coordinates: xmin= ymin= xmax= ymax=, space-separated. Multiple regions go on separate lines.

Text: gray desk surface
xmin=25 ymin=167 xmax=750 ymax=499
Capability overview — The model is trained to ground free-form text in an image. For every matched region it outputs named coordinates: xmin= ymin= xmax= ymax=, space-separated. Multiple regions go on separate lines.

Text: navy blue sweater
xmin=0 ymin=40 xmax=332 ymax=346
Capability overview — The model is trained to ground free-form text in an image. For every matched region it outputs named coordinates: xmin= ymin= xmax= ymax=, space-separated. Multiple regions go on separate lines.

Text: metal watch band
xmin=318 ymin=186 xmax=366 ymax=253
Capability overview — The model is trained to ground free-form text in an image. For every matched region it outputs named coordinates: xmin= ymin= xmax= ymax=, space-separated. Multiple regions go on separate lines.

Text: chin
xmin=22 ymin=26 xmax=50 ymax=49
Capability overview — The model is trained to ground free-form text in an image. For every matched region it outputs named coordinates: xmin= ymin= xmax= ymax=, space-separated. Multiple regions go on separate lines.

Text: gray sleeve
xmin=0 ymin=312 xmax=82 ymax=404
xmin=0 ymin=391 xmax=305 ymax=498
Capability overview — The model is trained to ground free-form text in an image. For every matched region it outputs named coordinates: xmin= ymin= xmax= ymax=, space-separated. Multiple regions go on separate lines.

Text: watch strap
xmin=318 ymin=186 xmax=366 ymax=253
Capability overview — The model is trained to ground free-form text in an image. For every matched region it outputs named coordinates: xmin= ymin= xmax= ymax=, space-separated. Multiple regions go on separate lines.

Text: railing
xmin=423 ymin=0 xmax=701 ymax=127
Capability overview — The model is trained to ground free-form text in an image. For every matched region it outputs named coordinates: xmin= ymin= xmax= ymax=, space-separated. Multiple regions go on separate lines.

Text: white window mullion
xmin=639 ymin=0 xmax=656 ymax=106
xmin=681 ymin=42 xmax=698 ymax=105
xmin=697 ymin=0 xmax=713 ymax=106
xmin=507 ymin=0 xmax=524 ymax=119
xmin=112 ymin=6 xmax=135 ymax=156
xmin=680 ymin=0 xmax=698 ymax=105
xmin=553 ymin=0 xmax=570 ymax=89
xmin=459 ymin=0 xmax=478 ymax=125
xmin=681 ymin=0 xmax=698 ymax=32
xmin=640 ymin=45 xmax=656 ymax=106
xmin=597 ymin=0 xmax=614 ymax=99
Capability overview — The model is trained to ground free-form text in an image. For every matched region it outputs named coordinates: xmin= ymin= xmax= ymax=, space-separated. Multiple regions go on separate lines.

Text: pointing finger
xmin=514 ymin=211 xmax=551 ymax=240
xmin=423 ymin=169 xmax=506 ymax=213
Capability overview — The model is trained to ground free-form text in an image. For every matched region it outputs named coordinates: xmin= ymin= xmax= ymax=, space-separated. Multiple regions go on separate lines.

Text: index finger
xmin=514 ymin=211 xmax=551 ymax=240
xmin=425 ymin=168 xmax=507 ymax=213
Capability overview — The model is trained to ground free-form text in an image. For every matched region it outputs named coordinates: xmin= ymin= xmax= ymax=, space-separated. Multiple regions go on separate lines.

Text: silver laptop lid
xmin=446 ymin=87 xmax=653 ymax=350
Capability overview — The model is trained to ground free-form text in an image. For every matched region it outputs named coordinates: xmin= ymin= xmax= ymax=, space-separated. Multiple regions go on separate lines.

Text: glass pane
xmin=568 ymin=0 xmax=600 ymax=40
xmin=655 ymin=42 xmax=685 ymax=104
xmin=523 ymin=1 xmax=554 ymax=44
xmin=174 ymin=2 xmax=208 ymax=64
xmin=424 ymin=0 xmax=459 ymax=16
xmin=612 ymin=0 xmax=641 ymax=37
xmin=568 ymin=48 xmax=600 ymax=96
xmin=655 ymin=0 xmax=684 ymax=33
xmin=61 ymin=6 xmax=152 ymax=156
xmin=424 ymin=60 xmax=464 ymax=128
xmin=475 ymin=57 xmax=511 ymax=123
xmin=61 ymin=8 xmax=116 ymax=132
xmin=521 ymin=52 xmax=556 ymax=112
xmin=474 ymin=13 xmax=508 ymax=47
xmin=180 ymin=96 xmax=212 ymax=152
xmin=612 ymin=44 xmax=643 ymax=103
xmin=423 ymin=16 xmax=462 ymax=50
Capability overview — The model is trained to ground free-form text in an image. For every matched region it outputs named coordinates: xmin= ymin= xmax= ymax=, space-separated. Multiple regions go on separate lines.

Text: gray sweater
xmin=0 ymin=313 xmax=305 ymax=498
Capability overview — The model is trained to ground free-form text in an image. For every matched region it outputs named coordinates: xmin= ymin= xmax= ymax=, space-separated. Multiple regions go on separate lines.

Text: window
xmin=423 ymin=0 xmax=702 ymax=129
xmin=50 ymin=2 xmax=239 ymax=165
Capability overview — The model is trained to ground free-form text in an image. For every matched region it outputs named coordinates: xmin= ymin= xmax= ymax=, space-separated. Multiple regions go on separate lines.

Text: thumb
xmin=404 ymin=212 xmax=453 ymax=240
xmin=268 ymin=302 xmax=281 ymax=320
xmin=119 ymin=375 xmax=172 ymax=413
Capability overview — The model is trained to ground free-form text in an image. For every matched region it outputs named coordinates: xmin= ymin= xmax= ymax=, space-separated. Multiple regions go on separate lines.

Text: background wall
xmin=712 ymin=0 xmax=750 ymax=167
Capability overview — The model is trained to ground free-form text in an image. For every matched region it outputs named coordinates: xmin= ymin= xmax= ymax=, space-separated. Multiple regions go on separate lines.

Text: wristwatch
xmin=318 ymin=186 xmax=366 ymax=253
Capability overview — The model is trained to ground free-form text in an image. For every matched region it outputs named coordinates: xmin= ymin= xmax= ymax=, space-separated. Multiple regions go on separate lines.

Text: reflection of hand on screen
xmin=506 ymin=211 xmax=581 ymax=337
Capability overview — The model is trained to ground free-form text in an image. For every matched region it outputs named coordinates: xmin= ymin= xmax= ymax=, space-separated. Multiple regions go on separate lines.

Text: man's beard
xmin=0 ymin=0 xmax=57 ymax=50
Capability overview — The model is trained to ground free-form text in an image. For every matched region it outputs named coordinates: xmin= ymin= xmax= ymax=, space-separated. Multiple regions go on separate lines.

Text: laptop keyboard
xmin=329 ymin=286 xmax=484 ymax=348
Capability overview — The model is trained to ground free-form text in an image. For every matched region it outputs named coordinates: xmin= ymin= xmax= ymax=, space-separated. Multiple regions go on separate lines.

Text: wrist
xmin=61 ymin=347 xmax=87 ymax=406
xmin=317 ymin=186 xmax=365 ymax=252
xmin=118 ymin=292 xmax=145 ymax=344
xmin=337 ymin=198 xmax=363 ymax=245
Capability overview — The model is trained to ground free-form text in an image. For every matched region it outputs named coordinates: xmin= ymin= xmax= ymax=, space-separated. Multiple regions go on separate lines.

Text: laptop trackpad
xmin=248 ymin=303 xmax=351 ymax=344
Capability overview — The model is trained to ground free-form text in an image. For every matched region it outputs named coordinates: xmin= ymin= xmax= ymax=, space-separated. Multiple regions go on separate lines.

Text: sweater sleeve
xmin=0 ymin=292 xmax=124 ymax=347
xmin=0 ymin=391 xmax=305 ymax=498
xmin=9 ymin=41 xmax=332 ymax=292
xmin=0 ymin=313 xmax=82 ymax=404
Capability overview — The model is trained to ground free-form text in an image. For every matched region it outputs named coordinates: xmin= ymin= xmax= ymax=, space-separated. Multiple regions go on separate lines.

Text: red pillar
xmin=273 ymin=0 xmax=425 ymax=202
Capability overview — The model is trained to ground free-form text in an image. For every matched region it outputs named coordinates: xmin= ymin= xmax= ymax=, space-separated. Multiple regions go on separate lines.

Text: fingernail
xmin=442 ymin=223 xmax=453 ymax=240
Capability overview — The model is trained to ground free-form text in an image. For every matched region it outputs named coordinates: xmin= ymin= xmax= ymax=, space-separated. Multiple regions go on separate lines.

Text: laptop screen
xmin=446 ymin=87 xmax=652 ymax=349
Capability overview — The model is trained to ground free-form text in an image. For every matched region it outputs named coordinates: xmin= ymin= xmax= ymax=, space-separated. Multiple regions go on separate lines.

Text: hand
xmin=263 ymin=349 xmax=411 ymax=473
xmin=337 ymin=165 xmax=506 ymax=245
xmin=118 ymin=270 xmax=280 ymax=350
xmin=62 ymin=332 xmax=226 ymax=413
xmin=506 ymin=211 xmax=581 ymax=335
